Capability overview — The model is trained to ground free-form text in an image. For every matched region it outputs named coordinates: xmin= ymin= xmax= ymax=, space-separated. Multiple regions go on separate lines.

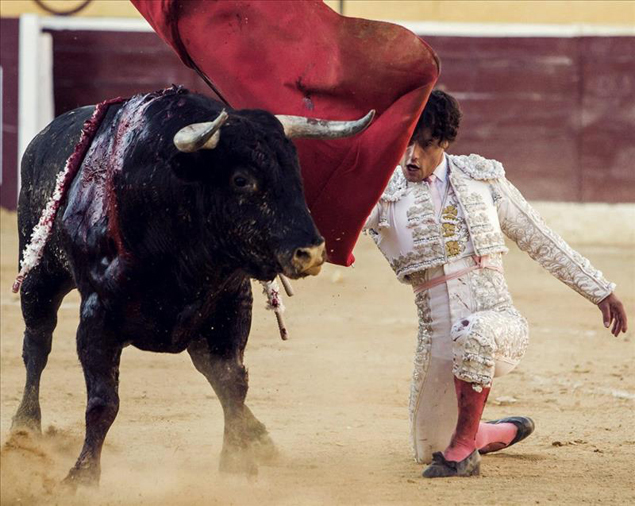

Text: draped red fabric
xmin=131 ymin=0 xmax=438 ymax=266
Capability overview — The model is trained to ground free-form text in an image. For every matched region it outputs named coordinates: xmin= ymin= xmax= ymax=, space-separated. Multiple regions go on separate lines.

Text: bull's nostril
xmin=294 ymin=248 xmax=312 ymax=261
xmin=289 ymin=243 xmax=325 ymax=275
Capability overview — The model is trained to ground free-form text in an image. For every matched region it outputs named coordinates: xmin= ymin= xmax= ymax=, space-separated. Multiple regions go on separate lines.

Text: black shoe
xmin=479 ymin=416 xmax=535 ymax=455
xmin=422 ymin=450 xmax=481 ymax=478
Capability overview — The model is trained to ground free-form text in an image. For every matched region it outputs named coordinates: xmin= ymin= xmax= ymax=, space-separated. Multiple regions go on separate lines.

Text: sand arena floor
xmin=0 ymin=208 xmax=633 ymax=505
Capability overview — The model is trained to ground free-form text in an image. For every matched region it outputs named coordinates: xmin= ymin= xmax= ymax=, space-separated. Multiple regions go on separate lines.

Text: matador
xmin=365 ymin=90 xmax=628 ymax=478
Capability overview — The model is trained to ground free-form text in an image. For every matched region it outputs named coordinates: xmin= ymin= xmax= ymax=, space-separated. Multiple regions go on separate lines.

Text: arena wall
xmin=0 ymin=18 xmax=19 ymax=210
xmin=425 ymin=33 xmax=635 ymax=203
xmin=342 ymin=1 xmax=634 ymax=26
xmin=2 ymin=1 xmax=632 ymax=25
xmin=1 ymin=1 xmax=634 ymax=210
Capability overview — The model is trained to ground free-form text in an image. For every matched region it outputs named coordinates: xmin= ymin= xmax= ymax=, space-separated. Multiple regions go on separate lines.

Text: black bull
xmin=12 ymin=87 xmax=372 ymax=486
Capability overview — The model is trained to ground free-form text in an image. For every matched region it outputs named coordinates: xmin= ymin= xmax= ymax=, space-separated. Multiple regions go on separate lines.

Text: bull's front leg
xmin=63 ymin=293 xmax=122 ymax=488
xmin=187 ymin=279 xmax=276 ymax=476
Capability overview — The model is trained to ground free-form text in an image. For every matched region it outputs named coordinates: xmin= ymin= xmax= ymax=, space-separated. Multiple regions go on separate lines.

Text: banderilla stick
xmin=278 ymin=274 xmax=294 ymax=297
xmin=274 ymin=310 xmax=289 ymax=340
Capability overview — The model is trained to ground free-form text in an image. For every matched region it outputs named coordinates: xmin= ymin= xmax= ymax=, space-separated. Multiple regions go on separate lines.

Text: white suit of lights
xmin=366 ymin=154 xmax=615 ymax=463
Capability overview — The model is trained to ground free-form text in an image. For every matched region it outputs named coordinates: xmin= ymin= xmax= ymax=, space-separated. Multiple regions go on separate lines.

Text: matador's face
xmin=401 ymin=128 xmax=448 ymax=183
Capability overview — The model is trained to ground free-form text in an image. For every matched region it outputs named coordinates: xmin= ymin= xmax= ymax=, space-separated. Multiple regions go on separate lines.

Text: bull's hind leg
xmin=12 ymin=267 xmax=73 ymax=433
xmin=187 ymin=280 xmax=276 ymax=476
xmin=63 ymin=293 xmax=122 ymax=487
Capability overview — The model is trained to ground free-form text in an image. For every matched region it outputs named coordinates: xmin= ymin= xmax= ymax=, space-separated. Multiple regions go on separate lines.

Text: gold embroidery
xmin=440 ymin=195 xmax=467 ymax=257
xmin=442 ymin=223 xmax=456 ymax=237
xmin=446 ymin=240 xmax=462 ymax=257
xmin=442 ymin=205 xmax=458 ymax=218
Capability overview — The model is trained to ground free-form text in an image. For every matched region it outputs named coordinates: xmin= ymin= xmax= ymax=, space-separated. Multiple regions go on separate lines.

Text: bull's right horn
xmin=174 ymin=109 xmax=229 ymax=152
xmin=275 ymin=110 xmax=375 ymax=140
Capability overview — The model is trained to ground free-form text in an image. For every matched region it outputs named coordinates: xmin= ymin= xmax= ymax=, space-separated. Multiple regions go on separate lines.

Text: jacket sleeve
xmin=363 ymin=202 xmax=382 ymax=231
xmin=493 ymin=177 xmax=615 ymax=304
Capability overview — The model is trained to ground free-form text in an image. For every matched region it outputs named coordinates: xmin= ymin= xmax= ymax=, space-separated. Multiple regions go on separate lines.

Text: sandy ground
xmin=1 ymin=207 xmax=633 ymax=505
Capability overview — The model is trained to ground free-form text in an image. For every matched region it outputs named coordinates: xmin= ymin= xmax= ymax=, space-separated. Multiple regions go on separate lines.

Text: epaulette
xmin=449 ymin=154 xmax=505 ymax=180
xmin=380 ymin=166 xmax=409 ymax=202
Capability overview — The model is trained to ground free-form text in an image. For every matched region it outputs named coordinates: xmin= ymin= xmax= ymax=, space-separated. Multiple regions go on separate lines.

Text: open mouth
xmin=406 ymin=163 xmax=420 ymax=173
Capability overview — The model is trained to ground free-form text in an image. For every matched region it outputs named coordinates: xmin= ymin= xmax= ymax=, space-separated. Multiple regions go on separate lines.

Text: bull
xmin=11 ymin=86 xmax=373 ymax=486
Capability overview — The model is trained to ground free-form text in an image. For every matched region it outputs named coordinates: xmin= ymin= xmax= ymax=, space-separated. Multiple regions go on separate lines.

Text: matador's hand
xmin=598 ymin=293 xmax=628 ymax=337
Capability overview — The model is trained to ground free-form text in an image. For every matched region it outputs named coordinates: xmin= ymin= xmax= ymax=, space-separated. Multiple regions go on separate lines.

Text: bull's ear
xmin=171 ymin=152 xmax=212 ymax=183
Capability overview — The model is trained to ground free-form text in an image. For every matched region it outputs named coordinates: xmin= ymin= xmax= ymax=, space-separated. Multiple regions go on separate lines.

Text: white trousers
xmin=409 ymin=255 xmax=529 ymax=464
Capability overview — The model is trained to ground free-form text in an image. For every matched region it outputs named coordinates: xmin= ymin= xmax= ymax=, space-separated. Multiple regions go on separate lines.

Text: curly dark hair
xmin=410 ymin=90 xmax=462 ymax=146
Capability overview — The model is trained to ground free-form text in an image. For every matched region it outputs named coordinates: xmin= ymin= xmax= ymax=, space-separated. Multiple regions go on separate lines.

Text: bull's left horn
xmin=275 ymin=110 xmax=375 ymax=140
xmin=174 ymin=110 xmax=229 ymax=152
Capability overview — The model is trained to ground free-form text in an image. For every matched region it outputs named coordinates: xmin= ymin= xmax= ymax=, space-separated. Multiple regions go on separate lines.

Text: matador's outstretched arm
xmin=494 ymin=177 xmax=628 ymax=336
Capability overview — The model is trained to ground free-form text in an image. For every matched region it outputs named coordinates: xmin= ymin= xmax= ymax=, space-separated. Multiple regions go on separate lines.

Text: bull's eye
xmin=233 ymin=176 xmax=248 ymax=187
xmin=231 ymin=173 xmax=256 ymax=192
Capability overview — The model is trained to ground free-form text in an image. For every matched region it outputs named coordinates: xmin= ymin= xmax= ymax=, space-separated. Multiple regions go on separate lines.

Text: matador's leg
xmin=410 ymin=285 xmax=457 ymax=464
xmin=423 ymin=307 xmax=531 ymax=478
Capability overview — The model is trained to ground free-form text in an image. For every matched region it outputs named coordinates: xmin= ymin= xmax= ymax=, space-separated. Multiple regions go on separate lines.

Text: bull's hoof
xmin=219 ymin=447 xmax=258 ymax=476
xmin=61 ymin=465 xmax=100 ymax=491
xmin=251 ymin=432 xmax=279 ymax=464
xmin=11 ymin=411 xmax=42 ymax=434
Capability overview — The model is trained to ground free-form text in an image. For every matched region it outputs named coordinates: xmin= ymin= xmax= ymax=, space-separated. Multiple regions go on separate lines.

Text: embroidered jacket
xmin=366 ymin=154 xmax=615 ymax=304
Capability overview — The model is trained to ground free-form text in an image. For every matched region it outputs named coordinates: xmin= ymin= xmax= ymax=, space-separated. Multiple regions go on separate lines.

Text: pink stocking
xmin=443 ymin=377 xmax=490 ymax=462
xmin=476 ymin=422 xmax=518 ymax=453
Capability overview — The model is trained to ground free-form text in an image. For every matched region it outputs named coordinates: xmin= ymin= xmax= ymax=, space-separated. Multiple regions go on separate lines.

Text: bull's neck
xmin=114 ymin=174 xmax=239 ymax=293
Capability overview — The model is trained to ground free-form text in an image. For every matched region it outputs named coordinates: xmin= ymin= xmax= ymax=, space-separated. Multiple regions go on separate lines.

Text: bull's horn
xmin=173 ymin=110 xmax=229 ymax=152
xmin=275 ymin=110 xmax=375 ymax=139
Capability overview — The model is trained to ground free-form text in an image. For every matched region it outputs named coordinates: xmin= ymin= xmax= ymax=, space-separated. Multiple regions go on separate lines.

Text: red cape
xmin=132 ymin=0 xmax=438 ymax=266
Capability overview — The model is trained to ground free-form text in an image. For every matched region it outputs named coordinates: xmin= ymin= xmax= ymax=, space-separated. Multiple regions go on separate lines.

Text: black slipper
xmin=479 ymin=416 xmax=535 ymax=454
xmin=422 ymin=450 xmax=481 ymax=478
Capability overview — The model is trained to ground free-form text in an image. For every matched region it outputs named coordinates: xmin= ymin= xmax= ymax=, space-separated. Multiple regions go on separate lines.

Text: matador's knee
xmin=451 ymin=315 xmax=497 ymax=391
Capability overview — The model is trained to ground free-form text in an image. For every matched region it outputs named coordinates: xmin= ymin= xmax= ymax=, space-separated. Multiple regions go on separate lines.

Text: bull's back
xmin=18 ymin=106 xmax=95 ymax=243
xmin=17 ymin=104 xmax=127 ymax=265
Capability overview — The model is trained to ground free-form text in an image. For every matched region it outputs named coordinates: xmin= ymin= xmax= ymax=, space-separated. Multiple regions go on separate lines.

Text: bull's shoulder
xmin=448 ymin=154 xmax=505 ymax=180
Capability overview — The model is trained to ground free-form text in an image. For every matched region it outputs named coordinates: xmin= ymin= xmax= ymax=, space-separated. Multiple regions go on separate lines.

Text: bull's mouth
xmin=278 ymin=241 xmax=326 ymax=279
xmin=303 ymin=264 xmax=323 ymax=276
xmin=247 ymin=257 xmax=324 ymax=282
xmin=281 ymin=262 xmax=323 ymax=280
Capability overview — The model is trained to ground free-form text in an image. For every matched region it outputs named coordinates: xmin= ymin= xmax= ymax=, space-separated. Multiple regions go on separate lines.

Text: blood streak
xmin=13 ymin=97 xmax=124 ymax=293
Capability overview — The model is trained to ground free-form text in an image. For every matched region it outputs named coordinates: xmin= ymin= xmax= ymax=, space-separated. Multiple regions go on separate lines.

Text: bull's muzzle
xmin=291 ymin=241 xmax=326 ymax=277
